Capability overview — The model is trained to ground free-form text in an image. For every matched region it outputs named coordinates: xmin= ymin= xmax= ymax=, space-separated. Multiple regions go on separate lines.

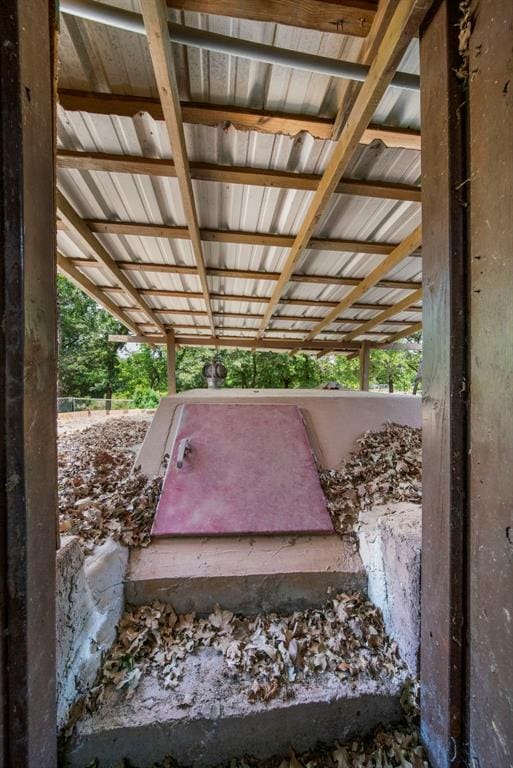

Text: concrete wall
xmin=138 ymin=389 xmax=421 ymax=474
xmin=56 ymin=537 xmax=128 ymax=730
xmin=357 ymin=503 xmax=421 ymax=675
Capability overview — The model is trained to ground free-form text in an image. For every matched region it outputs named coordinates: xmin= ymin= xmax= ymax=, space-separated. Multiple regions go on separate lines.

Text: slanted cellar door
xmin=151 ymin=403 xmax=333 ymax=537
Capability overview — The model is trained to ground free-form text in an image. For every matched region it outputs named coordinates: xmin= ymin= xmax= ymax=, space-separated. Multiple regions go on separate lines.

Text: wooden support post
xmin=467 ymin=2 xmax=513 ymax=764
xmin=166 ymin=330 xmax=177 ymax=395
xmin=419 ymin=3 xmax=468 ymax=766
xmin=359 ymin=342 xmax=370 ymax=391
xmin=0 ymin=0 xmax=57 ymax=764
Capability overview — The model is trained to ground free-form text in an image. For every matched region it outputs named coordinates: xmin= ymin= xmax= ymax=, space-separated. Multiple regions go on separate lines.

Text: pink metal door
xmin=151 ymin=404 xmax=333 ymax=537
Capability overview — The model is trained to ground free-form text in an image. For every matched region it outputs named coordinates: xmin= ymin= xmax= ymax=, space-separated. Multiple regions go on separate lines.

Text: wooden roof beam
xmin=69 ymin=257 xmax=421 ymax=291
xmin=120 ymin=307 xmax=413 ymax=327
xmin=57 ymin=253 xmax=141 ymax=336
xmin=381 ymin=321 xmax=422 ymax=344
xmin=57 ymin=150 xmax=421 ymax=203
xmin=57 ymin=217 xmax=421 ymax=257
xmin=108 ymin=333 xmax=363 ymax=352
xmin=256 ymin=1 xmax=428 ymax=338
xmin=141 ymin=0 xmax=215 ymax=334
xmin=165 ymin=0 xmax=377 ymax=38
xmin=57 ymin=191 xmax=167 ymax=335
xmin=332 ymin=0 xmax=400 ymax=139
xmin=102 ymin=285 xmax=423 ymax=311
xmin=57 ymin=89 xmax=421 ymax=149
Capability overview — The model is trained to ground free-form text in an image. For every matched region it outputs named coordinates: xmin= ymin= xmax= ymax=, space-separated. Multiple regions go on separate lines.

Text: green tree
xmin=57 ymin=276 xmax=125 ymax=397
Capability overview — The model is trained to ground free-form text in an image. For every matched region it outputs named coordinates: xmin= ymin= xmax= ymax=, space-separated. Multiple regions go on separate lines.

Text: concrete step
xmin=126 ymin=534 xmax=366 ymax=615
xmin=67 ymin=647 xmax=408 ymax=768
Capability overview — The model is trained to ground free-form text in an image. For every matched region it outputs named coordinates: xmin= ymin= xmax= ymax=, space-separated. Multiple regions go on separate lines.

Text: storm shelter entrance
xmin=1 ymin=2 xmax=512 ymax=767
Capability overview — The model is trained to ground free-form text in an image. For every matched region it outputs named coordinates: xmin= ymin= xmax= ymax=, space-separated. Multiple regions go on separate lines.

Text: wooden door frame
xmin=0 ymin=1 xmax=58 ymax=765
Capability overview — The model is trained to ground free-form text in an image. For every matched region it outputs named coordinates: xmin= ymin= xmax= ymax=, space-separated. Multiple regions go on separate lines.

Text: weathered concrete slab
xmin=357 ymin=503 xmax=421 ymax=674
xmin=67 ymin=649 xmax=408 ymax=768
xmin=126 ymin=535 xmax=366 ymax=615
xmin=56 ymin=537 xmax=128 ymax=729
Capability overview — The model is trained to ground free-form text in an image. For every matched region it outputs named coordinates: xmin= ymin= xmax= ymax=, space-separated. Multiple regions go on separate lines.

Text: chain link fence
xmin=57 ymin=397 xmax=136 ymax=413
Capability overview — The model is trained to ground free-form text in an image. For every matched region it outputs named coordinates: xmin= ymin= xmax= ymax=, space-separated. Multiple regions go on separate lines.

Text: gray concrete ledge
xmin=67 ymin=649 xmax=408 ymax=768
xmin=126 ymin=535 xmax=366 ymax=615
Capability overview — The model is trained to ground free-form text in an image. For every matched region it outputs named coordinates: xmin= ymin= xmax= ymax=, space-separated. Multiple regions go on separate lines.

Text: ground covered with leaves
xmin=86 ymin=592 xmax=405 ymax=709
xmin=58 ymin=418 xmax=160 ymax=551
xmin=320 ymin=423 xmax=421 ymax=544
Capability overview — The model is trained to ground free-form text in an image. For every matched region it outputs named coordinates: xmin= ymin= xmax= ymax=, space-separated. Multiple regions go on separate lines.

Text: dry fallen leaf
xmin=58 ymin=418 xmax=162 ymax=551
xmin=319 ymin=423 xmax=421 ymax=548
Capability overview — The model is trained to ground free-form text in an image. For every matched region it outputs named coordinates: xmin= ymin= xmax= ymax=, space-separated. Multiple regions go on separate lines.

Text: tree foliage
xmin=57 ymin=275 xmax=125 ymax=397
xmin=58 ymin=276 xmax=422 ymax=399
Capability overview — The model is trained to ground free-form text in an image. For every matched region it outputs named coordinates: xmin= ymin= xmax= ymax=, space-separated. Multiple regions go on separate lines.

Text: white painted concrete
xmin=357 ymin=503 xmax=421 ymax=674
xmin=56 ymin=537 xmax=128 ymax=730
xmin=137 ymin=389 xmax=421 ymax=474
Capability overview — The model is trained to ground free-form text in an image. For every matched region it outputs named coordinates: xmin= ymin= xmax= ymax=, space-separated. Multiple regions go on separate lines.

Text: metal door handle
xmin=176 ymin=438 xmax=191 ymax=469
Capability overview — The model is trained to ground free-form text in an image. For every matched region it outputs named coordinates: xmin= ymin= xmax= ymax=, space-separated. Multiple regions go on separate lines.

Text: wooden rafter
xmin=69 ymin=258 xmax=421 ymax=291
xmin=302 ymin=225 xmax=422 ymax=341
xmin=141 ymin=0 xmax=215 ymax=334
xmin=57 ymin=253 xmax=141 ymax=336
xmin=57 ymin=150 xmax=421 ymax=203
xmin=108 ymin=334 xmax=420 ymax=353
xmin=102 ymin=286 xmax=423 ymax=311
xmin=332 ymin=0 xmax=400 ymax=138
xmin=137 ymin=322 xmax=404 ymax=337
xmin=109 ymin=333 xmax=362 ymax=352
xmin=57 ymin=191 xmax=167 ymax=335
xmin=256 ymin=0 xmax=427 ymax=339
xmin=165 ymin=0 xmax=377 ymax=38
xmin=340 ymin=287 xmax=423 ymax=342
xmin=118 ymin=307 xmax=412 ymax=327
xmin=57 ymin=89 xmax=421 ymax=149
xmin=57 ymin=217 xmax=421 ymax=257
xmin=382 ymin=321 xmax=422 ymax=344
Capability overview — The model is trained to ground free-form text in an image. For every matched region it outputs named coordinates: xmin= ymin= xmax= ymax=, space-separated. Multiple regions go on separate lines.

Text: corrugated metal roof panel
xmin=56 ymin=10 xmax=422 ymax=350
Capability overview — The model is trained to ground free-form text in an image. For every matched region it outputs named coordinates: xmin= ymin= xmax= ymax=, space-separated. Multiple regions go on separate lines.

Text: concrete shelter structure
xmin=1 ymin=1 xmax=512 ymax=767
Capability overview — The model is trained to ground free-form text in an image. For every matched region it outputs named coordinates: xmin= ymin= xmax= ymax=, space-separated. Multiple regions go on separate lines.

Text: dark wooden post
xmin=467 ymin=1 xmax=513 ymax=764
xmin=419 ymin=2 xmax=469 ymax=766
xmin=0 ymin=1 xmax=57 ymax=765
xmin=359 ymin=342 xmax=370 ymax=391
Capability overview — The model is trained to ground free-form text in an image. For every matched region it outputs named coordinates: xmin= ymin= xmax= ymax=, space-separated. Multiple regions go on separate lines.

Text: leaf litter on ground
xmin=85 ymin=591 xmax=406 ymax=712
xmin=58 ymin=418 xmax=161 ymax=551
xmin=319 ymin=423 xmax=421 ymax=547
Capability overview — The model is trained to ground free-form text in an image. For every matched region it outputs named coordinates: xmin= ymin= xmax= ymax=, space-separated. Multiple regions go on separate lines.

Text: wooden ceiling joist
xmin=382 ymin=321 xmax=422 ymax=344
xmin=141 ymin=0 xmax=215 ymax=334
xmin=57 ymin=89 xmax=421 ymax=150
xmin=303 ymin=225 xmax=422 ymax=342
xmin=165 ymin=0 xmax=377 ymax=38
xmin=57 ymin=217 xmax=421 ymax=257
xmin=57 ymin=191 xmax=167 ymax=335
xmin=119 ymin=307 xmax=412 ymax=327
xmin=56 ymin=253 xmax=141 ymax=336
xmin=69 ymin=257 xmax=421 ymax=292
xmin=103 ymin=286 xmax=423 ymax=312
xmin=332 ymin=0 xmax=400 ymax=138
xmin=137 ymin=322 xmax=395 ymax=337
xmin=57 ymin=150 xmax=421 ymax=203
xmin=109 ymin=333 xmax=363 ymax=352
xmin=256 ymin=0 xmax=427 ymax=339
